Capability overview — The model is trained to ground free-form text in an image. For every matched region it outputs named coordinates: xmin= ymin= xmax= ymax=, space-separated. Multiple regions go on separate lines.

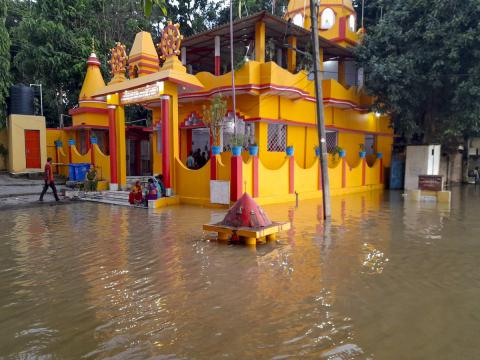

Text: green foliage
xmin=356 ymin=0 xmax=480 ymax=146
xmin=8 ymin=0 xmax=155 ymax=127
xmin=202 ymin=94 xmax=227 ymax=146
xmin=144 ymin=0 xmax=166 ymax=17
xmin=3 ymin=0 xmax=291 ymax=128
xmin=231 ymin=133 xmax=244 ymax=147
xmin=0 ymin=0 xmax=11 ymax=127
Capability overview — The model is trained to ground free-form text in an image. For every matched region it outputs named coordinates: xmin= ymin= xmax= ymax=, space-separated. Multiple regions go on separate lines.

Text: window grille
xmin=267 ymin=123 xmax=287 ymax=152
xmin=326 ymin=131 xmax=338 ymax=153
xmin=365 ymin=134 xmax=376 ymax=155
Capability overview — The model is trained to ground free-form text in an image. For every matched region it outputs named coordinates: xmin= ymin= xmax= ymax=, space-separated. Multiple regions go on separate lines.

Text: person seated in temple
xmin=193 ymin=149 xmax=201 ymax=169
xmin=144 ymin=178 xmax=158 ymax=205
xmin=85 ymin=165 xmax=98 ymax=192
xmin=187 ymin=151 xmax=195 ymax=169
xmin=128 ymin=181 xmax=143 ymax=205
xmin=156 ymin=175 xmax=166 ymax=197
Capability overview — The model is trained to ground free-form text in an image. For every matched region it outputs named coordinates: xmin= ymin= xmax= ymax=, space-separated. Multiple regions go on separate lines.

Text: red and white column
xmin=289 ymin=155 xmax=295 ymax=194
xmin=210 ymin=155 xmax=217 ymax=180
xmin=108 ymin=105 xmax=118 ymax=189
xmin=161 ymin=95 xmax=171 ymax=192
xmin=252 ymin=155 xmax=259 ymax=197
xmin=214 ymin=36 xmax=221 ymax=76
xmin=342 ymin=154 xmax=347 ymax=188
xmin=230 ymin=153 xmax=243 ymax=202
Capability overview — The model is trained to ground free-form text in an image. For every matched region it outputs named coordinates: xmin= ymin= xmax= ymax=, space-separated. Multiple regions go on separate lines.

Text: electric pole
xmin=230 ymin=0 xmax=237 ymax=136
xmin=310 ymin=0 xmax=331 ymax=219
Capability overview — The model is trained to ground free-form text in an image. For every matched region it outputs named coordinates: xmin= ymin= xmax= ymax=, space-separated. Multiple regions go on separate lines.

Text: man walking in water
xmin=39 ymin=157 xmax=60 ymax=202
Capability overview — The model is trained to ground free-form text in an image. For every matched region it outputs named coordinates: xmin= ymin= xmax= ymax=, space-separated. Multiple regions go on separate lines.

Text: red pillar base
xmin=161 ymin=96 xmax=171 ymax=190
xmin=210 ymin=155 xmax=217 ymax=180
xmin=253 ymin=156 xmax=259 ymax=197
xmin=108 ymin=105 xmax=118 ymax=185
xmin=289 ymin=156 xmax=295 ymax=194
xmin=230 ymin=156 xmax=243 ymax=202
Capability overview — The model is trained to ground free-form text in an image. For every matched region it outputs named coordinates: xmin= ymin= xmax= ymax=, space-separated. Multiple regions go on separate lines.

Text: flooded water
xmin=1 ymin=187 xmax=480 ymax=359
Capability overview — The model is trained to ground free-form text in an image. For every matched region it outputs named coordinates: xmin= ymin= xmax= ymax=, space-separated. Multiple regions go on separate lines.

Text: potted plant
xmin=202 ymin=94 xmax=227 ymax=156
xmin=231 ymin=133 xmax=244 ymax=156
xmin=90 ymin=133 xmax=98 ymax=145
xmin=359 ymin=143 xmax=366 ymax=158
xmin=332 ymin=146 xmax=345 ymax=159
xmin=286 ymin=145 xmax=294 ymax=156
xmin=377 ymin=152 xmax=383 ymax=159
xmin=54 ymin=138 xmax=63 ymax=148
xmin=249 ymin=142 xmax=259 ymax=156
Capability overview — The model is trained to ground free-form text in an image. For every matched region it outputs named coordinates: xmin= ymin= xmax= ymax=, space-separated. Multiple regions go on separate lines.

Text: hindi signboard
xmin=120 ymin=82 xmax=164 ymax=105
xmin=418 ymin=175 xmax=443 ymax=191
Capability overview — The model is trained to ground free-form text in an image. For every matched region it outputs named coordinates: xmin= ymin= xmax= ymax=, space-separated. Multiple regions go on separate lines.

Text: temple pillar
xmin=252 ymin=155 xmax=259 ymax=197
xmin=116 ymin=105 xmax=127 ymax=189
xmin=287 ymin=36 xmax=297 ymax=72
xmin=108 ymin=105 xmax=118 ymax=188
xmin=255 ymin=21 xmax=266 ymax=63
xmin=230 ymin=154 xmax=243 ymax=202
xmin=214 ymin=36 xmax=221 ymax=75
xmin=161 ymin=95 xmax=171 ymax=191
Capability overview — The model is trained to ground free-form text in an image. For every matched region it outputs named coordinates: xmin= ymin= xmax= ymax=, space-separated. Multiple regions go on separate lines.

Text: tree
xmin=0 ymin=0 xmax=11 ymax=126
xmin=356 ymin=0 xmax=480 ymax=147
xmin=11 ymin=0 xmax=157 ymax=127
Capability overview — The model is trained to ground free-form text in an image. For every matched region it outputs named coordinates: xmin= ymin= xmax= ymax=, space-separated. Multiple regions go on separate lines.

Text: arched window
xmin=320 ymin=8 xmax=335 ymax=30
xmin=293 ymin=13 xmax=304 ymax=27
xmin=348 ymin=15 xmax=356 ymax=32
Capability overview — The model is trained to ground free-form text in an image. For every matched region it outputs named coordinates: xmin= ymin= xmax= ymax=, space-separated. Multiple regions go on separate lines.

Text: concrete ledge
xmin=437 ymin=191 xmax=451 ymax=203
xmin=407 ymin=189 xmax=451 ymax=204
xmin=149 ymin=196 xmax=180 ymax=208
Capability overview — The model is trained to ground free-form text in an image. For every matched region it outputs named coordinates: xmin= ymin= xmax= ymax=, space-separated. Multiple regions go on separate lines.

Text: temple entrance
xmin=191 ymin=128 xmax=210 ymax=155
xmin=126 ymin=127 xmax=152 ymax=176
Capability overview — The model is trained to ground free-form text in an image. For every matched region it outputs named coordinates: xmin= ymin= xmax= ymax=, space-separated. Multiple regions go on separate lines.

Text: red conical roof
xmin=221 ymin=193 xmax=272 ymax=228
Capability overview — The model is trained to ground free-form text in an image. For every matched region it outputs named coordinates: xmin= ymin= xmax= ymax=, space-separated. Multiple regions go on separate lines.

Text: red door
xmin=25 ymin=130 xmax=41 ymax=169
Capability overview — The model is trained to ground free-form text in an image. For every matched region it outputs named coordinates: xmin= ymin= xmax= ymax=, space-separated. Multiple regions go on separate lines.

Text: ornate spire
xmin=108 ymin=42 xmax=128 ymax=84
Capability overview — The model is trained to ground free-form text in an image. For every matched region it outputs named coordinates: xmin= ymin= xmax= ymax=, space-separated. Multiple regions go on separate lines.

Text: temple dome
xmin=221 ymin=192 xmax=272 ymax=228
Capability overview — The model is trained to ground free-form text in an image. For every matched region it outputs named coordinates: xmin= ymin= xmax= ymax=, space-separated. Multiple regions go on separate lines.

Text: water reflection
xmin=0 ymin=187 xmax=479 ymax=359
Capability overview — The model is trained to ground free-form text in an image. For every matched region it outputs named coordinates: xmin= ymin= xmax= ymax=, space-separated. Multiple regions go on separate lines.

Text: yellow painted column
xmin=255 ymin=21 xmax=266 ymax=63
xmin=287 ymin=36 xmax=297 ymax=73
xmin=116 ymin=105 xmax=127 ymax=189
xmin=338 ymin=60 xmax=346 ymax=86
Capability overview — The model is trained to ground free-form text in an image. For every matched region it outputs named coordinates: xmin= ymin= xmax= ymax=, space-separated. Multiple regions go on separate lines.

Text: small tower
xmin=286 ymin=0 xmax=359 ymax=48
xmin=128 ymin=31 xmax=160 ymax=78
xmin=79 ymin=52 xmax=107 ymax=108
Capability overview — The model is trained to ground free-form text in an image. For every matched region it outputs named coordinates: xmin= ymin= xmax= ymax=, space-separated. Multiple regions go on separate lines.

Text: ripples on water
xmin=1 ymin=187 xmax=480 ymax=359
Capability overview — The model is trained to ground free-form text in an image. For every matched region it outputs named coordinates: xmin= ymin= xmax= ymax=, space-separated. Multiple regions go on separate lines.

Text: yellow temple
xmin=46 ymin=0 xmax=393 ymax=207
